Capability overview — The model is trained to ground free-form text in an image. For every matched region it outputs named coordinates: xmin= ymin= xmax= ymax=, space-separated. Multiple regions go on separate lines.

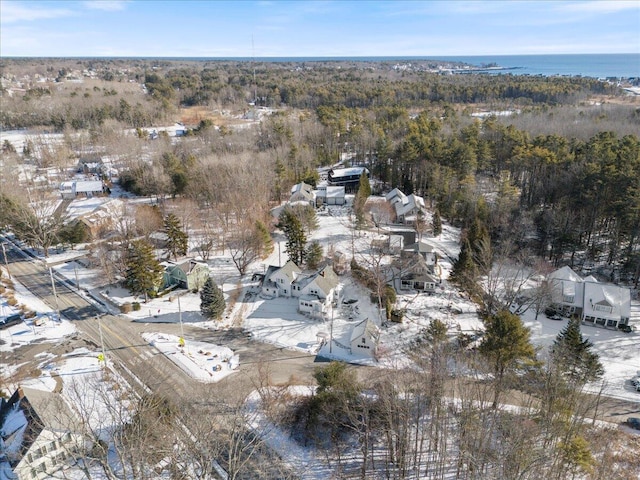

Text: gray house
xmin=163 ymin=259 xmax=210 ymax=291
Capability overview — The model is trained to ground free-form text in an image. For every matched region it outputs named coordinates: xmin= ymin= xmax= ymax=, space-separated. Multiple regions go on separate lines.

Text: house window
xmin=562 ymin=295 xmax=574 ymax=303
xmin=594 ymin=304 xmax=613 ymax=313
xmin=361 ymin=338 xmax=366 ymax=344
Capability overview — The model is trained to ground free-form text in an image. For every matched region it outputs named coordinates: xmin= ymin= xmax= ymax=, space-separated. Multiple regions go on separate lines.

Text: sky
xmin=1 ymin=0 xmax=639 ymax=57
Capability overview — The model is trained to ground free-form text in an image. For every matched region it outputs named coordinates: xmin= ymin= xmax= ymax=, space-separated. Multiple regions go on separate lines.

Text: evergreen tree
xmin=354 ymin=171 xmax=371 ymax=229
xmin=200 ymin=277 xmax=225 ymax=320
xmin=450 ymin=238 xmax=478 ymax=290
xmin=550 ymin=317 xmax=604 ymax=384
xmin=432 ymin=208 xmax=442 ymax=236
xmin=164 ymin=213 xmax=188 ymax=260
xmin=306 ymin=241 xmax=323 ymax=270
xmin=124 ymin=240 xmax=164 ymax=302
xmin=480 ymin=310 xmax=536 ymax=408
xmin=278 ymin=209 xmax=307 ymax=265
xmin=255 ymin=220 xmax=273 ymax=257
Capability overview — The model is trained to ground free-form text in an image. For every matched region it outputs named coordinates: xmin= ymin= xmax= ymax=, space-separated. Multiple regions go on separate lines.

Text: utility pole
xmin=1 ymin=243 xmax=10 ymax=278
xmin=97 ymin=315 xmax=106 ymax=365
xmin=49 ymin=267 xmax=61 ymax=320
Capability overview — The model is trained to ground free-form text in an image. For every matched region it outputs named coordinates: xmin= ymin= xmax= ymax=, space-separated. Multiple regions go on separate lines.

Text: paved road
xmin=2 ymin=242 xmax=320 ymax=397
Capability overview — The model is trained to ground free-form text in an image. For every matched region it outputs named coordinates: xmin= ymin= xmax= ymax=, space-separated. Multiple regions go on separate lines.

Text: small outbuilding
xmin=350 ymin=318 xmax=380 ymax=358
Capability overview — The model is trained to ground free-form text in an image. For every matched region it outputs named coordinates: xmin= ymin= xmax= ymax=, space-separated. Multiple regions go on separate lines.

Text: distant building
xmin=327 ymin=166 xmax=369 ymax=193
xmin=289 ymin=182 xmax=315 ymax=206
xmin=315 ymin=185 xmax=346 ymax=206
xmin=59 ymin=180 xmax=105 ymax=199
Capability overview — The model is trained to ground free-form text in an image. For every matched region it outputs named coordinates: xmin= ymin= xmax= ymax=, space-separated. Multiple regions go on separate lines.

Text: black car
xmin=0 ymin=314 xmax=22 ymax=330
xmin=627 ymin=417 xmax=640 ymax=430
xmin=544 ymin=307 xmax=557 ymax=317
xmin=618 ymin=324 xmax=633 ymax=333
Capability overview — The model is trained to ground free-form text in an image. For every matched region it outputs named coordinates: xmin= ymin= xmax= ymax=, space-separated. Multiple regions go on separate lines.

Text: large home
xmin=402 ymin=240 xmax=438 ymax=273
xmin=261 ymin=260 xmax=302 ymax=298
xmin=261 ymin=262 xmax=341 ymax=318
xmin=394 ymin=253 xmax=440 ymax=293
xmin=371 ymin=234 xmax=404 ymax=255
xmin=59 ymin=180 xmax=105 ymax=199
xmin=162 ymin=259 xmax=210 ymax=291
xmin=548 ymin=266 xmax=631 ymax=329
xmin=315 ymin=185 xmax=346 ymax=206
xmin=289 ymin=182 xmax=315 ymax=206
xmin=327 ymin=166 xmax=369 ymax=193
xmin=385 ymin=188 xmax=427 ymax=224
xmin=69 ymin=198 xmax=124 ymax=240
xmin=293 ymin=265 xmax=341 ymax=318
xmin=0 ymin=387 xmax=81 ymax=480
xmin=350 ymin=318 xmax=380 ymax=359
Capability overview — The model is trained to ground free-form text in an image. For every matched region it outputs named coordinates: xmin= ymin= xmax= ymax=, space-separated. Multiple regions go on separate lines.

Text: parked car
xmin=627 ymin=417 xmax=640 ymax=430
xmin=549 ymin=313 xmax=563 ymax=321
xmin=0 ymin=314 xmax=22 ymax=330
xmin=631 ymin=377 xmax=640 ymax=391
xmin=618 ymin=324 xmax=635 ymax=333
xmin=544 ymin=307 xmax=557 ymax=317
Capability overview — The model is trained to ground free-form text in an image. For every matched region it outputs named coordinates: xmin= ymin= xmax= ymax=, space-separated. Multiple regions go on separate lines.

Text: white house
xmin=0 ymin=387 xmax=81 ymax=480
xmin=59 ymin=180 xmax=104 ymax=199
xmin=385 ymin=188 xmax=427 ymax=224
xmin=548 ymin=266 xmax=631 ymax=329
xmin=350 ymin=318 xmax=380 ymax=358
xmin=289 ymin=182 xmax=315 ymax=206
xmin=261 ymin=260 xmax=302 ymax=297
xmin=395 ymin=254 xmax=440 ymax=293
xmin=293 ymin=265 xmax=341 ymax=318
xmin=582 ymin=281 xmax=631 ymax=328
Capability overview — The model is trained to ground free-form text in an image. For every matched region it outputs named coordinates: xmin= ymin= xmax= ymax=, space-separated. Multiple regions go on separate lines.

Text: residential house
xmin=394 ymin=253 xmax=440 ymax=293
xmin=548 ymin=266 xmax=631 ymax=328
xmin=350 ymin=318 xmax=380 ymax=358
xmin=402 ymin=240 xmax=438 ymax=273
xmin=315 ymin=185 xmax=346 ymax=206
xmin=292 ymin=265 xmax=341 ymax=318
xmin=71 ymin=198 xmax=123 ymax=240
xmin=261 ymin=260 xmax=302 ymax=297
xmin=331 ymin=250 xmax=349 ymax=275
xmin=371 ymin=234 xmax=404 ymax=255
xmin=0 ymin=387 xmax=81 ymax=480
xmin=163 ymin=259 xmax=210 ymax=291
xmin=385 ymin=188 xmax=427 ymax=224
xmin=289 ymin=182 xmax=315 ymax=206
xmin=59 ymin=180 xmax=105 ymax=199
xmin=327 ymin=166 xmax=369 ymax=193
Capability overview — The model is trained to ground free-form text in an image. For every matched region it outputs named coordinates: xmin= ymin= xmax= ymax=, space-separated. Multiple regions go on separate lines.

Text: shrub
xmin=24 ymin=310 xmax=36 ymax=319
xmin=132 ymin=302 xmax=141 ymax=311
xmin=120 ymin=302 xmax=132 ymax=313
xmin=6 ymin=296 xmax=17 ymax=306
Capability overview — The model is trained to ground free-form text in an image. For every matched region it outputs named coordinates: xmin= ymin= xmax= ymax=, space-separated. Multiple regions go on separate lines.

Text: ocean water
xmin=171 ymin=53 xmax=638 ymax=79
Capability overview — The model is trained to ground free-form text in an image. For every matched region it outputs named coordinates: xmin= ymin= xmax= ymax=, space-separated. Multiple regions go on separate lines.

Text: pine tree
xmin=479 ymin=310 xmax=536 ymax=408
xmin=306 ymin=241 xmax=323 ymax=270
xmin=450 ymin=238 xmax=477 ymax=289
xmin=278 ymin=209 xmax=307 ymax=266
xmin=164 ymin=213 xmax=188 ymax=260
xmin=124 ymin=240 xmax=164 ymax=302
xmin=200 ymin=277 xmax=225 ymax=320
xmin=550 ymin=317 xmax=604 ymax=384
xmin=255 ymin=220 xmax=273 ymax=257
xmin=432 ymin=208 xmax=442 ymax=236
xmin=354 ymin=171 xmax=371 ymax=229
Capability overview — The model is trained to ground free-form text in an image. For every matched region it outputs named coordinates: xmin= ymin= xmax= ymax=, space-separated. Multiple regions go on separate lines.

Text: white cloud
xmin=82 ymin=0 xmax=129 ymax=12
xmin=0 ymin=1 xmax=74 ymax=24
xmin=554 ymin=0 xmax=640 ymax=14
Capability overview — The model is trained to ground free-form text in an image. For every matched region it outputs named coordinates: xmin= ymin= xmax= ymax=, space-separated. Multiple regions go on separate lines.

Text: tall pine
xmin=550 ymin=317 xmax=604 ymax=384
xmin=278 ymin=209 xmax=307 ymax=266
xmin=200 ymin=277 xmax=225 ymax=320
xmin=164 ymin=213 xmax=188 ymax=260
xmin=124 ymin=239 xmax=164 ymax=302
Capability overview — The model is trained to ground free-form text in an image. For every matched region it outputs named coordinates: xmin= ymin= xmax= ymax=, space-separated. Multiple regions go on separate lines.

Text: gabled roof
xmin=290 ymin=182 xmax=314 ymax=201
xmin=350 ymin=318 xmax=380 ymax=343
xmin=292 ymin=265 xmax=339 ymax=296
xmin=549 ymin=266 xmax=583 ymax=283
xmin=404 ymin=240 xmax=436 ymax=255
xmin=269 ymin=260 xmax=302 ymax=284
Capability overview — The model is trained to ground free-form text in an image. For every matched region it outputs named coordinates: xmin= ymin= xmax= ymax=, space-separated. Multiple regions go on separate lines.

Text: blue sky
xmin=1 ymin=0 xmax=639 ymax=57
